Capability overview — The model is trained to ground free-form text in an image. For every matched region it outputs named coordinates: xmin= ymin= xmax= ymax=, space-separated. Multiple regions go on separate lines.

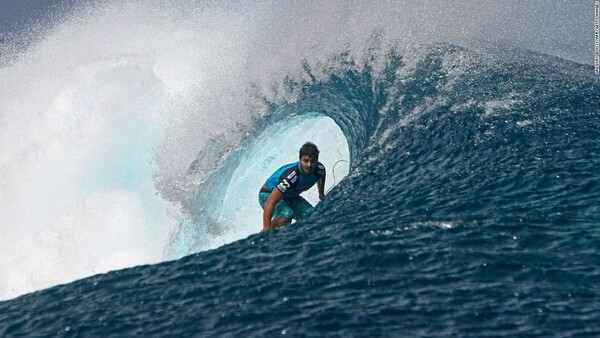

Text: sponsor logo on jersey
xmin=277 ymin=179 xmax=291 ymax=192
xmin=287 ymin=171 xmax=297 ymax=180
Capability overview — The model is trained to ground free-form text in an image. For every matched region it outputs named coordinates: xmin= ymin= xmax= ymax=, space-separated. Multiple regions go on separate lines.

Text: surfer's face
xmin=300 ymin=155 xmax=317 ymax=174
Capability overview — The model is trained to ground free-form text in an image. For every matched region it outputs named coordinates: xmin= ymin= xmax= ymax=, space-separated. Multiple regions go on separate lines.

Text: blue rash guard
xmin=262 ymin=161 xmax=326 ymax=199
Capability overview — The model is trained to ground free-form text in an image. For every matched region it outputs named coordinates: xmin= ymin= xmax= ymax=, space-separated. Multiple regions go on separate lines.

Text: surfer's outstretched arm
xmin=262 ymin=188 xmax=284 ymax=232
xmin=317 ymin=176 xmax=325 ymax=201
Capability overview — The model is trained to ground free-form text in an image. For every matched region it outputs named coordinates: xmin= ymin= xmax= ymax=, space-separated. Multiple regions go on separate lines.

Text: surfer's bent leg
xmin=287 ymin=196 xmax=314 ymax=220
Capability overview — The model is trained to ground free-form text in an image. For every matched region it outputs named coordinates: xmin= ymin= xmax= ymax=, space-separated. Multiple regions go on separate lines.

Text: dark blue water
xmin=2 ymin=42 xmax=600 ymax=337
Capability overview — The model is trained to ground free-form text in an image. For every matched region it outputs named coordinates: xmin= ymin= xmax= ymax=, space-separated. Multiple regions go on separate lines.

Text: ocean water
xmin=1 ymin=1 xmax=599 ymax=337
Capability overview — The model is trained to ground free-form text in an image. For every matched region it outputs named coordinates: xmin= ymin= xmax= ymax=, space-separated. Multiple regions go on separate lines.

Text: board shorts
xmin=258 ymin=191 xmax=314 ymax=220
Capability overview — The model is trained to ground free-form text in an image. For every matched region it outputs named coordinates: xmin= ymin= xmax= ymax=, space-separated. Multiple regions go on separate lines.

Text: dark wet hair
xmin=299 ymin=142 xmax=319 ymax=160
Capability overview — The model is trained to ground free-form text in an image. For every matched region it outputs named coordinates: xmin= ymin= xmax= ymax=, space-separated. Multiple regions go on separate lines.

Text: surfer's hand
xmin=319 ymin=194 xmax=325 ymax=201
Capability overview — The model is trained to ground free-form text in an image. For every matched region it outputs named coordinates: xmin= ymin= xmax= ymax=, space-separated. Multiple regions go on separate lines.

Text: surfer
xmin=259 ymin=142 xmax=326 ymax=232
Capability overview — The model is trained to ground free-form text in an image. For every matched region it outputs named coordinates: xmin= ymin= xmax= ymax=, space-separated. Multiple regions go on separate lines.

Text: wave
xmin=0 ymin=0 xmax=595 ymax=302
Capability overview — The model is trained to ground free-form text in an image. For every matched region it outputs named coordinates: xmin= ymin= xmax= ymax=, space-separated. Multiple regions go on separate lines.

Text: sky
xmin=0 ymin=0 xmax=58 ymax=31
